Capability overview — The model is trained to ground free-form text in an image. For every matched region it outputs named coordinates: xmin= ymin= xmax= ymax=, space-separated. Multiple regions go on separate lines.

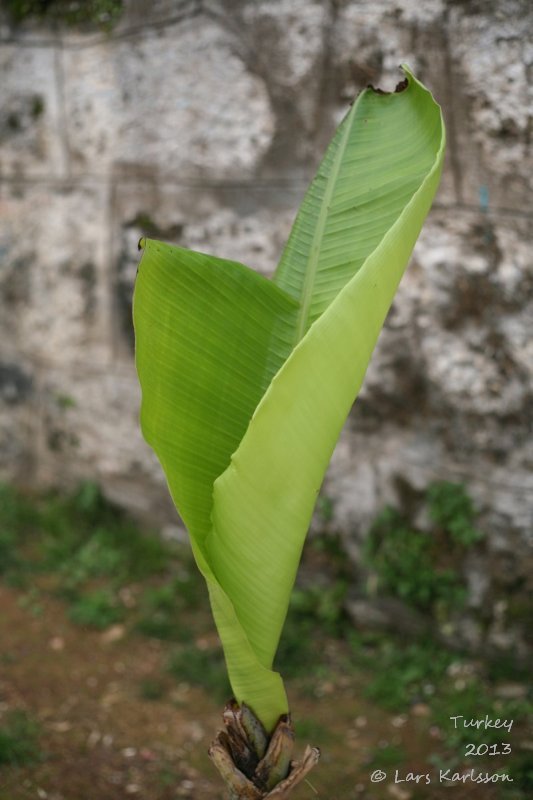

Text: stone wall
xmin=1 ymin=0 xmax=532 ymax=657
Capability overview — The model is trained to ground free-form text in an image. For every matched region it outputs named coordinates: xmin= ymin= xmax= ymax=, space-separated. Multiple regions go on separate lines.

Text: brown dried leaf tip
xmin=209 ymin=700 xmax=320 ymax=799
xmin=367 ymin=77 xmax=409 ymax=95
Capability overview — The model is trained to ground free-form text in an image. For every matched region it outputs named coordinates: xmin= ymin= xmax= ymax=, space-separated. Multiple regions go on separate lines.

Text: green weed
xmin=68 ymin=589 xmax=124 ymax=629
xmin=503 ymin=751 xmax=533 ymax=796
xmin=139 ymin=678 xmax=167 ymax=701
xmin=57 ymin=531 xmax=123 ymax=589
xmin=55 ymin=393 xmax=76 ymax=409
xmin=427 ymin=481 xmax=483 ymax=547
xmin=293 ymin=717 xmax=336 ymax=744
xmin=0 ymin=481 xmax=175 ymax=592
xmin=316 ymin=495 xmax=334 ymax=524
xmin=290 ymin=581 xmax=348 ymax=636
xmin=365 ymin=481 xmax=482 ymax=616
xmin=0 ymin=710 xmax=42 ymax=766
xmin=158 ymin=766 xmax=179 ymax=787
xmin=5 ymin=0 xmax=123 ymax=28
xmin=38 ymin=482 xmax=172 ymax=583
xmin=365 ymin=507 xmax=466 ymax=612
xmin=0 ymin=485 xmax=36 ymax=585
xmin=135 ymin=610 xmax=194 ymax=642
xmin=368 ymin=743 xmax=407 ymax=768
xmin=352 ymin=637 xmax=454 ymax=711
xmin=486 ymin=653 xmax=531 ymax=684
xmin=17 ymin=587 xmax=43 ymax=617
xmin=0 ymin=529 xmax=20 ymax=578
xmin=167 ymin=644 xmax=230 ymax=702
xmin=0 ymin=481 xmax=209 ymax=648
xmin=309 ymin=531 xmax=349 ymax=570
xmin=135 ymin=578 xmax=201 ymax=642
xmin=0 ymin=483 xmax=38 ymax=529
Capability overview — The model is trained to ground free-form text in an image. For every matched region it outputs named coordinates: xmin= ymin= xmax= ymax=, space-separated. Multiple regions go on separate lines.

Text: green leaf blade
xmin=192 ymin=539 xmax=288 ymax=732
xmin=134 ymin=240 xmax=299 ymax=542
xmin=274 ymin=67 xmax=443 ymax=341
xmin=208 ymin=67 xmax=445 ymax=680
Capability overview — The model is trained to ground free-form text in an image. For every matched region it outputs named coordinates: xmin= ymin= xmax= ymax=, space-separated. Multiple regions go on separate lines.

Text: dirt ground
xmin=0 ymin=581 xmax=521 ymax=800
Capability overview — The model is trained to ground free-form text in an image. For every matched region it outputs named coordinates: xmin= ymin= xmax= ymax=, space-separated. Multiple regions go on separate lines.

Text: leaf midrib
xmin=292 ymin=99 xmax=360 ymax=345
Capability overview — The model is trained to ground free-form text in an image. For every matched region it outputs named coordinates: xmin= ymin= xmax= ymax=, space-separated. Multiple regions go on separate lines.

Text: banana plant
xmin=133 ymin=66 xmax=445 ymax=798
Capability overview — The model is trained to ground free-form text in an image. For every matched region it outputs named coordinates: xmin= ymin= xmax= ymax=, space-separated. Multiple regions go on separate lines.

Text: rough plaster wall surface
xmin=0 ymin=0 xmax=531 ymax=656
xmin=62 ymin=19 xmax=274 ymax=177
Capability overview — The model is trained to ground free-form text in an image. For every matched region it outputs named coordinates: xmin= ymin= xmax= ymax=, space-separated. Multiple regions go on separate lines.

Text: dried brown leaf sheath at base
xmin=209 ymin=734 xmax=263 ymax=800
xmin=209 ymin=702 xmax=320 ymax=799
xmin=265 ymin=747 xmax=321 ymax=798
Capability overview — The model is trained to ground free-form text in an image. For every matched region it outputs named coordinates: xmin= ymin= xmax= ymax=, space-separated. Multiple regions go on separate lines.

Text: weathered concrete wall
xmin=1 ymin=0 xmax=532 ymax=655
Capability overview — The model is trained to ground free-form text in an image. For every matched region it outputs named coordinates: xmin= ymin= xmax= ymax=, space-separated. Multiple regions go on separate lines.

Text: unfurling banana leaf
xmin=133 ymin=66 xmax=445 ymax=732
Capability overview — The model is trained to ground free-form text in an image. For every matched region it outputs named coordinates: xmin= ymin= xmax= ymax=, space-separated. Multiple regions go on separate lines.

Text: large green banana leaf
xmin=133 ymin=66 xmax=445 ymax=731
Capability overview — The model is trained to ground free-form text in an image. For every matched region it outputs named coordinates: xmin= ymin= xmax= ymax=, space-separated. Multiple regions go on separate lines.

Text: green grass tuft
xmin=0 ymin=711 xmax=42 ymax=766
xmin=167 ymin=645 xmax=230 ymax=702
xmin=68 ymin=589 xmax=124 ymax=629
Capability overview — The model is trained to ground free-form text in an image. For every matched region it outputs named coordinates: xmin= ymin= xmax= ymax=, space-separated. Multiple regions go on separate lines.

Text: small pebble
xmin=391 ymin=714 xmax=407 ymax=728
xmin=495 ymin=683 xmax=527 ymax=700
xmin=388 ymin=785 xmax=412 ymax=800
xmin=101 ymin=625 xmax=125 ymax=644
xmin=411 ymin=703 xmax=430 ymax=717
xmin=49 ymin=721 xmax=71 ymax=733
xmin=87 ymin=730 xmax=101 ymax=748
